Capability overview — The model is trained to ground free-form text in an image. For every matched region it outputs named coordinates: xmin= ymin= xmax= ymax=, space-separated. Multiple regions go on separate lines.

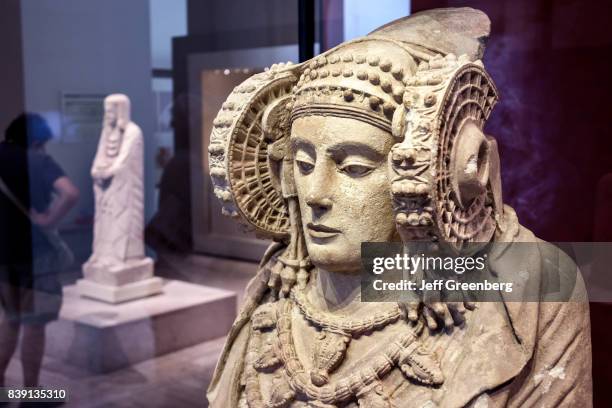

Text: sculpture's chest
xmin=243 ymin=300 xmax=446 ymax=408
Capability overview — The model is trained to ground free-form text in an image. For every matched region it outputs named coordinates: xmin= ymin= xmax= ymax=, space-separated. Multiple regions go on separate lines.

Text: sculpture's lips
xmin=307 ymin=223 xmax=341 ymax=238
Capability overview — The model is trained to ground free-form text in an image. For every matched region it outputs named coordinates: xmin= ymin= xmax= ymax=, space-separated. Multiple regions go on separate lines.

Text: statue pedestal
xmin=78 ymin=257 xmax=162 ymax=303
xmin=76 ymin=276 xmax=163 ymax=304
xmin=46 ymin=280 xmax=236 ymax=373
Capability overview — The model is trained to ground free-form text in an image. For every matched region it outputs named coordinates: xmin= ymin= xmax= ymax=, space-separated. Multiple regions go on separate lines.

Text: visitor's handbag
xmin=0 ymin=176 xmax=74 ymax=272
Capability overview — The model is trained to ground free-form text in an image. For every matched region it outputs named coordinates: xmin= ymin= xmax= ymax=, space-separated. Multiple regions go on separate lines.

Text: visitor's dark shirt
xmin=0 ymin=141 xmax=65 ymax=265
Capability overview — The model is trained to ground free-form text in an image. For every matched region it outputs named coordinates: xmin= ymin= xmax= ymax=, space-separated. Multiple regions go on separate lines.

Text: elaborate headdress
xmin=209 ymin=8 xmax=503 ymax=294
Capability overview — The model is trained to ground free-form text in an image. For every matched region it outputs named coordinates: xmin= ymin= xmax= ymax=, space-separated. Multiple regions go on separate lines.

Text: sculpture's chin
xmin=305 ymin=238 xmax=362 ymax=275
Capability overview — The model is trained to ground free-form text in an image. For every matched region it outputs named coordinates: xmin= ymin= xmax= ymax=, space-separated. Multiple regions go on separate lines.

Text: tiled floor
xmin=2 ymin=253 xmax=258 ymax=408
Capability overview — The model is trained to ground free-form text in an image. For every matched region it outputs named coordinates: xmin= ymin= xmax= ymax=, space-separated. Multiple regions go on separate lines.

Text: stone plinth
xmin=76 ymin=276 xmax=163 ymax=304
xmin=82 ymin=257 xmax=155 ymax=286
xmin=46 ymin=279 xmax=236 ymax=373
xmin=79 ymin=257 xmax=162 ymax=303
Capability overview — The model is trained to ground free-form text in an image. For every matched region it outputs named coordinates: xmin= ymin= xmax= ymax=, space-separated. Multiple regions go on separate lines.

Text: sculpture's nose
xmin=304 ymin=159 xmax=333 ymax=216
xmin=306 ymin=194 xmax=332 ymax=214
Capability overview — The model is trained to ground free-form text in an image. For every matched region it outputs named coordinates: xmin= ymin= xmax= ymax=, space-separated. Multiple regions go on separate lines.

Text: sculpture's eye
xmin=296 ymin=159 xmax=315 ymax=175
xmin=339 ymin=163 xmax=374 ymax=177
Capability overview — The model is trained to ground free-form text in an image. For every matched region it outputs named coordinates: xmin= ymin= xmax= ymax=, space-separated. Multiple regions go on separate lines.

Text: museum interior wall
xmin=14 ymin=0 xmax=158 ymax=263
xmin=19 ymin=0 xmax=157 ymax=220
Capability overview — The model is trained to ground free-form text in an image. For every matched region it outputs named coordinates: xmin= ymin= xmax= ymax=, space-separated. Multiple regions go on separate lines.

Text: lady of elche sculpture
xmin=206 ymin=8 xmax=592 ymax=408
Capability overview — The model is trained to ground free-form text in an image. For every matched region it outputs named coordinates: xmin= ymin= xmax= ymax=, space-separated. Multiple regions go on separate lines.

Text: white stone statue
xmin=78 ymin=94 xmax=161 ymax=303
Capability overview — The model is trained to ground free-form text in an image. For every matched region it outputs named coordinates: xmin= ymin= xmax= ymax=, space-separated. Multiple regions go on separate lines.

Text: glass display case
xmin=0 ymin=1 xmax=610 ymax=407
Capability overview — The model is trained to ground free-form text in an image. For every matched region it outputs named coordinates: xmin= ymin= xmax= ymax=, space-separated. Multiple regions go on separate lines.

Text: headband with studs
xmin=289 ymin=52 xmax=412 ymax=134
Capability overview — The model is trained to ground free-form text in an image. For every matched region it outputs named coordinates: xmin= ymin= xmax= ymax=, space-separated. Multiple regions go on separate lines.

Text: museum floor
xmin=2 ymin=253 xmax=258 ymax=408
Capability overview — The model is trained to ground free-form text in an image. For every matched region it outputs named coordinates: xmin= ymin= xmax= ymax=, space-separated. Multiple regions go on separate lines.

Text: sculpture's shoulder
xmin=503 ymin=226 xmax=593 ymax=406
xmin=517 ymin=223 xmax=590 ymax=338
xmin=207 ymin=244 xmax=283 ymax=408
xmin=207 ymin=295 xmax=283 ymax=408
xmin=123 ymin=122 xmax=143 ymax=140
xmin=488 ymin=215 xmax=592 ymax=404
xmin=515 ymin=223 xmax=588 ymax=303
xmin=495 ymin=206 xmax=587 ymax=303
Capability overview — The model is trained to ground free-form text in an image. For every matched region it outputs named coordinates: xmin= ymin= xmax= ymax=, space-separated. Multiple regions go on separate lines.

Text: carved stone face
xmin=104 ymin=101 xmax=118 ymax=128
xmin=291 ymin=115 xmax=397 ymax=274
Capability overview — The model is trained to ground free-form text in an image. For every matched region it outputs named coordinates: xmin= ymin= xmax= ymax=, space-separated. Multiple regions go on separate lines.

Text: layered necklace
xmin=244 ymin=287 xmax=444 ymax=408
xmin=292 ymin=288 xmax=404 ymax=386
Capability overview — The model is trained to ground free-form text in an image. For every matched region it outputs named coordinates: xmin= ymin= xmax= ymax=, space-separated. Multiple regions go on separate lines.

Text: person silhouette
xmin=0 ymin=113 xmax=79 ymax=389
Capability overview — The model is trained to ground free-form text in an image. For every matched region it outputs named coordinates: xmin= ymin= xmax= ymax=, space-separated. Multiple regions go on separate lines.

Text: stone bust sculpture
xmin=207 ymin=8 xmax=592 ymax=408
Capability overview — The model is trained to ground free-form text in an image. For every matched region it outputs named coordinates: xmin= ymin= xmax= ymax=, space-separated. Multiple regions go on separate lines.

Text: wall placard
xmin=61 ymin=93 xmax=106 ymax=143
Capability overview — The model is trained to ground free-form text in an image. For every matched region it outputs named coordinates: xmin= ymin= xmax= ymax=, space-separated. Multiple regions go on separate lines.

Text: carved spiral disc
xmin=433 ymin=64 xmax=499 ymax=246
xmin=208 ymin=69 xmax=298 ymax=240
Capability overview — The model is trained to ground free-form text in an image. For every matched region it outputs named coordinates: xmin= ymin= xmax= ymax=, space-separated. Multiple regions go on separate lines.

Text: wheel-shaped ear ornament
xmin=208 ymin=65 xmax=299 ymax=241
xmin=390 ymin=55 xmax=500 ymax=253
